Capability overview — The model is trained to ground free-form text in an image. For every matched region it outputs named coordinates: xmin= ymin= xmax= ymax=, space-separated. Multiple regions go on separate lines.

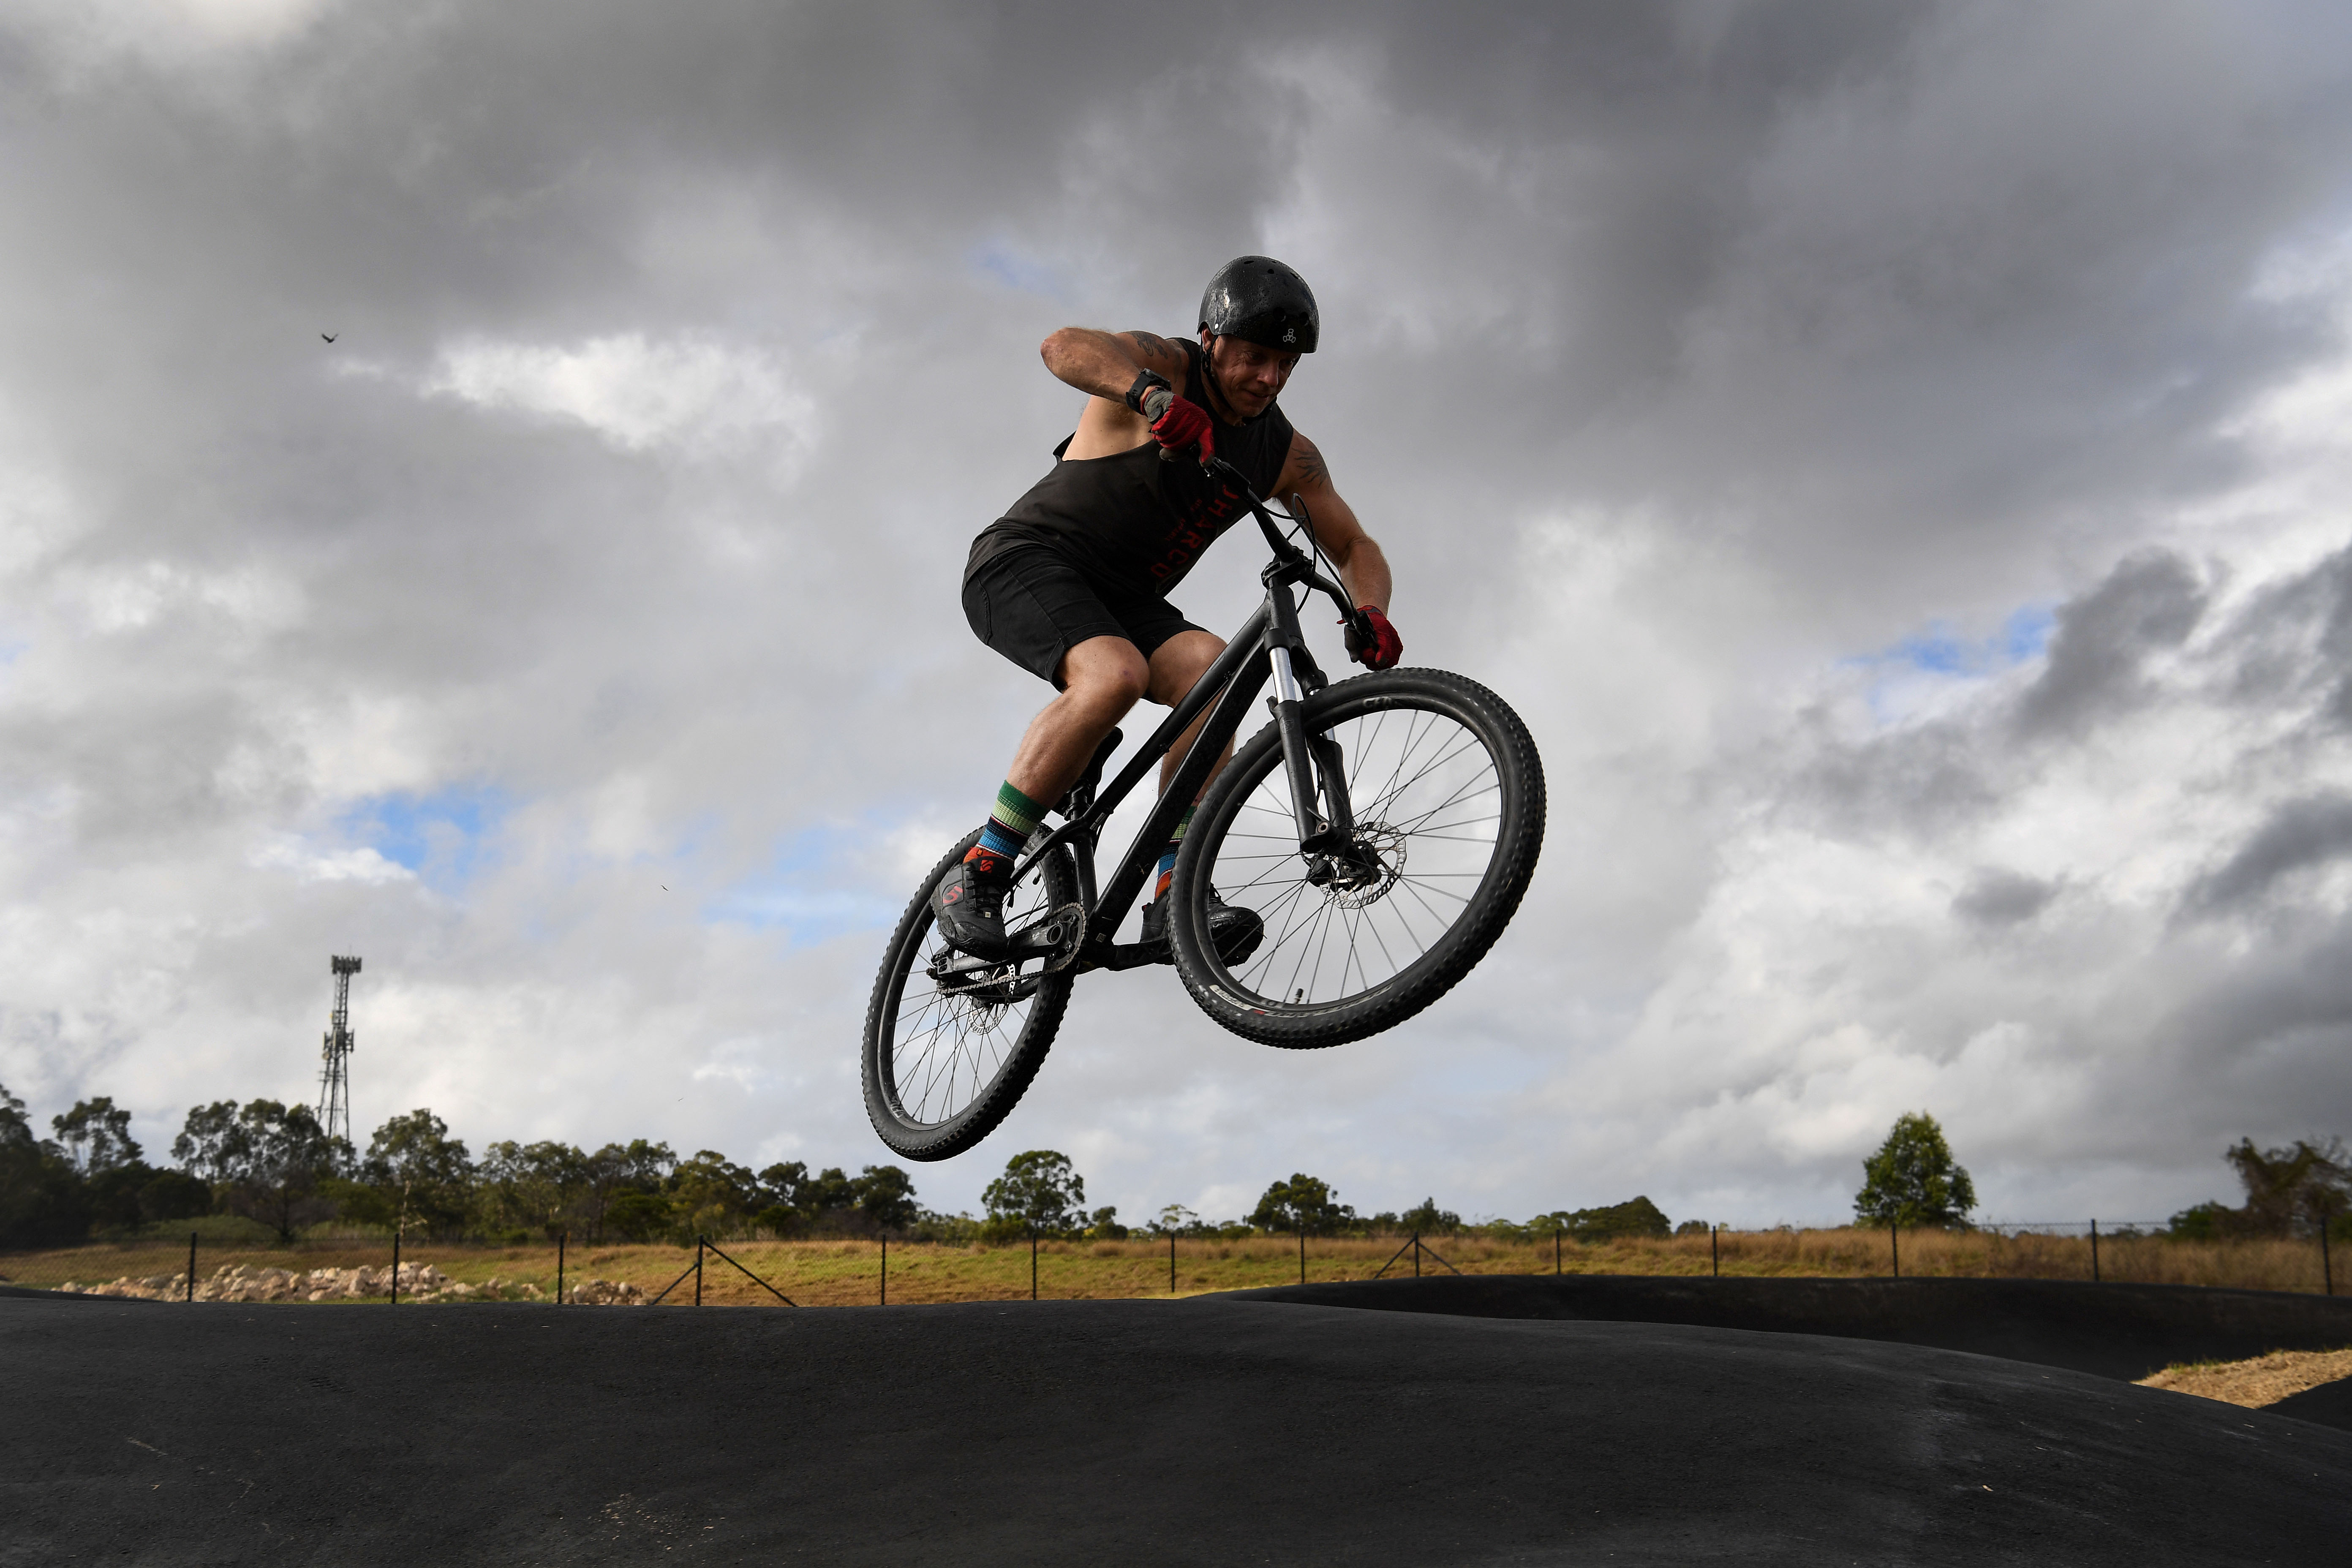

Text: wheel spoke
xmin=877 ymin=858 xmax=1072 ymax=1136
xmin=1198 ymin=698 xmax=1510 ymax=1014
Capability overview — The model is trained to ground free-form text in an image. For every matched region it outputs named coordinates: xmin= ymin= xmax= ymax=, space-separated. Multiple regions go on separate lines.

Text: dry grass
xmin=3 ymin=1226 xmax=2341 ymax=1305
xmin=2138 ymin=1348 xmax=2352 ymax=1408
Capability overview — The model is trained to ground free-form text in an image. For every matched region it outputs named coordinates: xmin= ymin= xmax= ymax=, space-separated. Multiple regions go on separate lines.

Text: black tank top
xmin=966 ymin=340 xmax=1295 ymax=599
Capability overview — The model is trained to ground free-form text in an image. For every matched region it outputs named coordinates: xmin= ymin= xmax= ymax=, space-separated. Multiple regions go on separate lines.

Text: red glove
xmin=1143 ymin=388 xmax=1216 ymax=465
xmin=1346 ymin=606 xmax=1402 ymax=670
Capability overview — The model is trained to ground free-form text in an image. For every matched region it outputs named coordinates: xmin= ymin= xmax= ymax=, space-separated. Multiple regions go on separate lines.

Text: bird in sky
xmin=321 ymin=332 xmax=338 ymax=343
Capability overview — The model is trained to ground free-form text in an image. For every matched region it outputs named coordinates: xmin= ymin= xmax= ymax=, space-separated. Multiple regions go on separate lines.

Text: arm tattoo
xmin=1293 ymin=436 xmax=1329 ymax=487
xmin=1126 ymin=330 xmax=1178 ymax=363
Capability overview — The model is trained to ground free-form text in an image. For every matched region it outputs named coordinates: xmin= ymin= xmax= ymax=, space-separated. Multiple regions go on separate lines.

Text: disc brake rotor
xmin=1326 ymin=826 xmax=1405 ymax=911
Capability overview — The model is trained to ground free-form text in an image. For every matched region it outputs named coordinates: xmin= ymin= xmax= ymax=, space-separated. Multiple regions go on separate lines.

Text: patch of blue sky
xmin=1843 ymin=601 xmax=2056 ymax=728
xmin=1877 ymin=604 xmax=2053 ymax=678
xmin=1852 ymin=602 xmax=2055 ymax=680
xmin=708 ymin=818 xmax=904 ymax=947
xmin=340 ymin=783 xmax=510 ymax=891
xmin=969 ymin=238 xmax=1070 ymax=301
xmin=1999 ymin=604 xmax=2055 ymax=664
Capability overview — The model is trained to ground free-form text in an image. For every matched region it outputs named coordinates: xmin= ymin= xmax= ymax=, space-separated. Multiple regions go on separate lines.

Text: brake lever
xmin=1155 ymin=445 xmax=1217 ymax=478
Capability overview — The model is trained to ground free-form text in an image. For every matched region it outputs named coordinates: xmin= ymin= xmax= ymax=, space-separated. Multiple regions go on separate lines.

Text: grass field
xmin=4 ymin=1225 xmax=2340 ymax=1304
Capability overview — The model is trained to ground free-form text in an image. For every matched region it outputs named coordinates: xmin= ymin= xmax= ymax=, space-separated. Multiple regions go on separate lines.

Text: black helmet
xmin=1199 ymin=256 xmax=1318 ymax=353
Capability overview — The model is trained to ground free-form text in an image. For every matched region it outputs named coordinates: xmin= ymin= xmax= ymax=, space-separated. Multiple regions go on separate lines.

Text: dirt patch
xmin=2139 ymin=1348 xmax=2352 ymax=1408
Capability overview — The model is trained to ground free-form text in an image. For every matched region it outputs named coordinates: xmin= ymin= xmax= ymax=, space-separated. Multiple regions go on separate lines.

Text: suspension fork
xmin=1266 ymin=579 xmax=1357 ymax=855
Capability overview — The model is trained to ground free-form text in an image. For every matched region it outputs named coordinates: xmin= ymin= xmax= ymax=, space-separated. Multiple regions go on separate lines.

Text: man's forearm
xmin=1335 ymin=538 xmax=1392 ymax=614
xmin=1040 ymin=328 xmax=1147 ymax=403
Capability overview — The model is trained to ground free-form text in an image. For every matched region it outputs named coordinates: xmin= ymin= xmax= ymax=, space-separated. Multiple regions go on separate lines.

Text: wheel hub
xmin=1308 ymin=827 xmax=1405 ymax=909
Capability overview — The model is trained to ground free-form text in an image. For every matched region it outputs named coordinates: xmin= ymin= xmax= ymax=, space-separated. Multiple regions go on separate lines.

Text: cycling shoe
xmin=931 ymin=849 xmax=1014 ymax=958
xmin=1139 ymin=888 xmax=1264 ymax=966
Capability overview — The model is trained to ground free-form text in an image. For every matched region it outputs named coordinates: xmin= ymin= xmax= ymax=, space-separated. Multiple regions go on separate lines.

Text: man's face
xmin=1201 ymin=332 xmax=1300 ymax=419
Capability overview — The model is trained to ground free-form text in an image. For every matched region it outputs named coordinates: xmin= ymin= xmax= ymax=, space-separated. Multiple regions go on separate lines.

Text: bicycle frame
xmin=1011 ymin=465 xmax=1372 ymax=975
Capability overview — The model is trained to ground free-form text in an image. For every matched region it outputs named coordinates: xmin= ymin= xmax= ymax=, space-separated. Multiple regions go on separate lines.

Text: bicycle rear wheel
xmin=862 ymin=831 xmax=1080 ymax=1160
xmin=1170 ymin=667 xmax=1544 ymax=1047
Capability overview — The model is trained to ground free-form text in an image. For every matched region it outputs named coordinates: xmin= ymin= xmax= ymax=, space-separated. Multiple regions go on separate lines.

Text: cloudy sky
xmin=4 ymin=0 xmax=2350 ymax=1229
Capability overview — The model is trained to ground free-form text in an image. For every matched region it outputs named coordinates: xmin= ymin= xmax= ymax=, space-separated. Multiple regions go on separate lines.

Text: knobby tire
xmin=1168 ymin=667 xmax=1544 ymax=1048
xmin=861 ymin=830 xmax=1078 ymax=1160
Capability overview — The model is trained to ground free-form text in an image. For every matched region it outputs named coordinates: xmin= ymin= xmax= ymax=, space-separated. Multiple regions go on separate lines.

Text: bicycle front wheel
xmin=861 ymin=831 xmax=1080 ymax=1160
xmin=1170 ymin=667 xmax=1544 ymax=1047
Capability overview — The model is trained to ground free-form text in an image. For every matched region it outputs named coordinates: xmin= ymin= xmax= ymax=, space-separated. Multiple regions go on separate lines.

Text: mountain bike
xmin=863 ymin=460 xmax=1545 ymax=1160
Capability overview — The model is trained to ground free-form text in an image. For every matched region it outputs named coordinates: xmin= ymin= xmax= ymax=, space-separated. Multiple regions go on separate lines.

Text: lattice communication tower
xmin=318 ymin=956 xmax=362 ymax=1144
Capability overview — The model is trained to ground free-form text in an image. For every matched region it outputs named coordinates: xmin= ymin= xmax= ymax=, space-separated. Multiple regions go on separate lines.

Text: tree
xmin=1150 ymin=1203 xmax=1203 ymax=1236
xmin=2222 ymin=1137 xmax=2349 ymax=1237
xmin=754 ymin=1160 xmax=814 ymax=1235
xmin=342 ymin=1109 xmax=474 ymax=1237
xmin=0 ymin=1083 xmax=88 ymax=1247
xmin=854 ymin=1165 xmax=920 ymax=1232
xmin=605 ymin=1190 xmax=675 ymax=1241
xmin=223 ymin=1100 xmax=346 ymax=1242
xmin=477 ymin=1140 xmax=589 ymax=1239
xmin=134 ymin=1169 xmax=213 ymax=1225
xmin=580 ymin=1140 xmax=675 ymax=1241
xmin=1396 ymin=1196 xmax=1462 ymax=1236
xmin=749 ymin=1161 xmax=909 ymax=1236
xmin=51 ymin=1097 xmax=142 ymax=1174
xmin=672 ymin=1149 xmax=763 ymax=1238
xmin=48 ymin=1097 xmax=157 ymax=1233
xmin=1854 ymin=1111 xmax=1976 ymax=1229
xmin=1249 ymin=1173 xmax=1358 ymax=1235
xmin=982 ymin=1149 xmax=1086 ymax=1238
xmin=1567 ymin=1197 xmax=1672 ymax=1241
xmin=172 ymin=1100 xmax=248 ymax=1185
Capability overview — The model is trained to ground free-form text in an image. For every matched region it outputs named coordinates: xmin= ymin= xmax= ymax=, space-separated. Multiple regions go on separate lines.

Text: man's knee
xmin=1062 ymin=639 xmax=1150 ymax=709
xmin=1150 ymin=631 xmax=1226 ymax=703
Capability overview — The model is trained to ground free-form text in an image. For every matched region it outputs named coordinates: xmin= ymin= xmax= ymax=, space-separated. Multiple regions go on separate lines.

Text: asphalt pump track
xmin=5 ymin=1277 xmax=2349 ymax=1564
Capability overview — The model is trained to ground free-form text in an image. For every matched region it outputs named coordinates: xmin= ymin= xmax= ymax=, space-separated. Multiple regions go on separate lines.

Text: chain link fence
xmin=3 ymin=1221 xmax=2340 ymax=1304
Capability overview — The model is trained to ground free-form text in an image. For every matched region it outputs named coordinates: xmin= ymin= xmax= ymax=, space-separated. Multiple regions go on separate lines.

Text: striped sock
xmin=1152 ymin=803 xmax=1196 ymax=901
xmin=970 ymin=780 xmax=1046 ymax=867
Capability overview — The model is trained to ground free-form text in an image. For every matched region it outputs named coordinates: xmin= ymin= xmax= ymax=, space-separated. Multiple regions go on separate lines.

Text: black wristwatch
xmin=1124 ymin=368 xmax=1173 ymax=415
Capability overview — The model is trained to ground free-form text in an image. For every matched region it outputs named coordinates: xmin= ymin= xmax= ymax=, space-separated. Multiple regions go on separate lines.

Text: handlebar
xmin=1189 ymin=454 xmax=1375 ymax=648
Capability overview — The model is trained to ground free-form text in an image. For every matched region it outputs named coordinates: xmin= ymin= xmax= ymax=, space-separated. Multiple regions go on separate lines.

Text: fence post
xmin=557 ymin=1230 xmax=566 ymax=1306
xmin=186 ymin=1231 xmax=196 ymax=1304
xmin=694 ymin=1239 xmax=704 ymax=1307
xmin=2091 ymin=1219 xmax=2100 ymax=1284
xmin=1554 ymin=1229 xmax=1561 ymax=1276
xmin=1170 ymin=1232 xmax=1176 ymax=1296
xmin=1890 ymin=1223 xmax=1899 ymax=1279
xmin=880 ymin=1233 xmax=887 ymax=1306
xmin=1413 ymin=1232 xmax=1422 ymax=1279
xmin=1712 ymin=1224 xmax=1719 ymax=1279
xmin=1031 ymin=1225 xmax=1038 ymax=1301
xmin=2323 ymin=1214 xmax=2333 ymax=1297
xmin=1298 ymin=1221 xmax=1305 ymax=1285
xmin=391 ymin=1227 xmax=401 ymax=1306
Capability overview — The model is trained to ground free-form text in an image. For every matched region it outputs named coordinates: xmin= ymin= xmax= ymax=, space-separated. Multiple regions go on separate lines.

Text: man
xmin=934 ymin=256 xmax=1402 ymax=959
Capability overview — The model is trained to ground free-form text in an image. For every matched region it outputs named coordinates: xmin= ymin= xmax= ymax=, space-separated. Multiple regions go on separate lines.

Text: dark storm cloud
xmin=1951 ymin=868 xmax=2058 ymax=929
xmin=2183 ymin=792 xmax=2352 ymax=916
xmin=1781 ymin=716 xmax=2004 ymax=842
xmin=2211 ymin=539 xmax=2352 ymax=729
xmin=2012 ymin=552 xmax=2207 ymax=741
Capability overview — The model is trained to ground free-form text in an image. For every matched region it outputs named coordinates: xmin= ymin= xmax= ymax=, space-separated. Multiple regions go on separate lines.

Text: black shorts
xmin=962 ymin=546 xmax=1204 ymax=688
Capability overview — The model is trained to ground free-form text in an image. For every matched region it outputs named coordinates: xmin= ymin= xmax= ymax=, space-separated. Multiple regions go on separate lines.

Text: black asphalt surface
xmin=6 ymin=1288 xmax=2351 ymax=1565
xmin=1233 ymin=1274 xmax=2352 ymax=1389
